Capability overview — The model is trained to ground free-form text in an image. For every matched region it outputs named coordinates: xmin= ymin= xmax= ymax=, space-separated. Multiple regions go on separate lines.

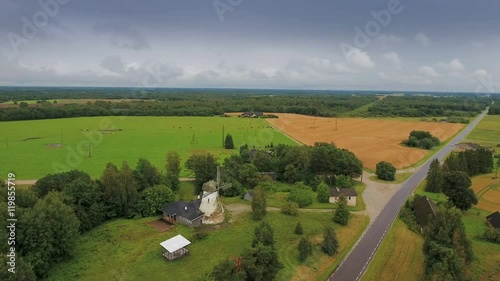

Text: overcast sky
xmin=0 ymin=0 xmax=499 ymax=92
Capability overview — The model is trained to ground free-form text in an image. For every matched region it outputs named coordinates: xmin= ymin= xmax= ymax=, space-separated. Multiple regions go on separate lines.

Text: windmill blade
xmin=219 ymin=183 xmax=233 ymax=190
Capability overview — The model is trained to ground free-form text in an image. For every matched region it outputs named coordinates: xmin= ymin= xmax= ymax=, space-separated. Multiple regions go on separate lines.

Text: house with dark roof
xmin=329 ymin=187 xmax=358 ymax=206
xmin=160 ymin=200 xmax=204 ymax=228
xmin=413 ymin=196 xmax=438 ymax=230
xmin=486 ymin=211 xmax=500 ymax=229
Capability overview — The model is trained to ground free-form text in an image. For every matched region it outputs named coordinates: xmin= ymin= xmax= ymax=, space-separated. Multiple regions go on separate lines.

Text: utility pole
xmin=222 ymin=125 xmax=225 ymax=148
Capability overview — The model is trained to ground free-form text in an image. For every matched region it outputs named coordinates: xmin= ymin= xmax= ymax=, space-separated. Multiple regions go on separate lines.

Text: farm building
xmin=160 ymin=200 xmax=204 ymax=228
xmin=413 ymin=196 xmax=438 ymax=230
xmin=329 ymin=187 xmax=357 ymax=206
xmin=241 ymin=111 xmax=263 ymax=118
xmin=244 ymin=191 xmax=253 ymax=201
xmin=160 ymin=235 xmax=191 ymax=261
xmin=486 ymin=211 xmax=500 ymax=229
xmin=453 ymin=142 xmax=482 ymax=152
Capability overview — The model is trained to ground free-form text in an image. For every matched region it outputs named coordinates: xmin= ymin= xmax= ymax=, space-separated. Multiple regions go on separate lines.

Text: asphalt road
xmin=328 ymin=108 xmax=490 ymax=281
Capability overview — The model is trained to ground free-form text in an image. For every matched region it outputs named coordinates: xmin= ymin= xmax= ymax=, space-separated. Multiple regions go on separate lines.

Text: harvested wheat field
xmin=266 ymin=113 xmax=464 ymax=169
xmin=472 ymin=174 xmax=500 ymax=212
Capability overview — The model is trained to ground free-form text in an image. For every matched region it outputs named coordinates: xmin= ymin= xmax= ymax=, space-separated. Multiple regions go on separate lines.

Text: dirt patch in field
xmin=147 ymin=219 xmax=173 ymax=232
xmin=266 ymin=114 xmax=464 ymax=169
xmin=472 ymin=175 xmax=500 ymax=212
xmin=45 ymin=143 xmax=63 ymax=148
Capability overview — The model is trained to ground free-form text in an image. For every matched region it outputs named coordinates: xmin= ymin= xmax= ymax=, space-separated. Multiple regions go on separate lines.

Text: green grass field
xmin=45 ymin=210 xmax=368 ymax=281
xmin=0 ymin=116 xmax=296 ymax=179
xmin=466 ymin=115 xmax=500 ymax=143
xmin=362 ymin=219 xmax=425 ymax=281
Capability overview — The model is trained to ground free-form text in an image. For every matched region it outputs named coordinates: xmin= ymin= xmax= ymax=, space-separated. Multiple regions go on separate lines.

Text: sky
xmin=0 ymin=0 xmax=499 ymax=92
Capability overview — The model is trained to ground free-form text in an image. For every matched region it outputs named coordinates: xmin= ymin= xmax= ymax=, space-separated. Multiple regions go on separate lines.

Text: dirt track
xmin=266 ymin=114 xmax=464 ymax=169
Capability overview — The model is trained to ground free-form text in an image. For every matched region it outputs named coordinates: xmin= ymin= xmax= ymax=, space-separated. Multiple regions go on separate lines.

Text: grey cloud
xmin=93 ymin=21 xmax=150 ymax=50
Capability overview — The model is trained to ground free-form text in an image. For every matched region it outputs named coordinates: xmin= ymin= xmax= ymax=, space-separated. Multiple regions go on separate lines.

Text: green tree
xmin=496 ymin=157 xmax=500 ymax=178
xmin=185 ymin=153 xmax=218 ymax=192
xmin=333 ymin=194 xmax=350 ymax=226
xmin=321 ymin=226 xmax=339 ymax=256
xmin=20 ymin=192 xmax=80 ymax=277
xmin=294 ymin=221 xmax=304 ymax=235
xmin=19 ymin=101 xmax=28 ymax=108
xmin=252 ymin=150 xmax=275 ymax=172
xmin=210 ymin=259 xmax=246 ymax=281
xmin=442 ymin=171 xmax=477 ymax=211
xmin=239 ymin=163 xmax=260 ymax=188
xmin=242 ymin=244 xmax=283 ymax=281
xmin=298 ymin=237 xmax=313 ymax=262
xmin=426 ymin=159 xmax=443 ymax=193
xmin=375 ymin=161 xmax=396 ymax=181
xmin=335 ymin=175 xmax=354 ymax=188
xmin=0 ymin=256 xmax=36 ymax=281
xmin=33 ymin=170 xmax=92 ymax=198
xmin=63 ymin=179 xmax=106 ymax=232
xmin=316 ymin=182 xmax=330 ymax=203
xmin=288 ymin=185 xmax=313 ymax=208
xmin=134 ymin=158 xmax=162 ymax=192
xmin=137 ymin=185 xmax=175 ymax=217
xmin=251 ymin=186 xmax=267 ymax=220
xmin=423 ymin=206 xmax=473 ymax=280
xmin=165 ymin=151 xmax=181 ymax=177
xmin=224 ymin=133 xmax=235 ymax=149
xmin=100 ymin=162 xmax=139 ymax=218
xmin=252 ymin=221 xmax=275 ymax=248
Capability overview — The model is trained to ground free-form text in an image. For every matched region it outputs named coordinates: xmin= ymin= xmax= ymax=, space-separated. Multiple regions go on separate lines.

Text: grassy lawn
xmin=45 ymin=211 xmax=368 ymax=281
xmin=237 ymin=181 xmax=367 ymax=211
xmin=368 ymin=172 xmax=413 ymax=184
xmin=362 ymin=219 xmax=425 ymax=281
xmin=0 ymin=116 xmax=296 ymax=179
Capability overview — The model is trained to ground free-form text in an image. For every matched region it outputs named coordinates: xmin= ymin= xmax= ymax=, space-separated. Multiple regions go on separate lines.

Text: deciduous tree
xmin=251 ymin=186 xmax=267 ymax=220
xmin=375 ymin=161 xmax=396 ymax=181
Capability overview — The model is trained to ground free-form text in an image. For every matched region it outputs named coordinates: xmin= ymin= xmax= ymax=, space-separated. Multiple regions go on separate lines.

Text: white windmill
xmin=199 ymin=166 xmax=232 ymax=224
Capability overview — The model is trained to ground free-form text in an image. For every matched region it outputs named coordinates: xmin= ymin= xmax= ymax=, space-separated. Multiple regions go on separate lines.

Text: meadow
xmin=45 ymin=209 xmax=369 ymax=281
xmin=0 ymin=116 xmax=296 ymax=179
xmin=466 ymin=115 xmax=500 ymax=144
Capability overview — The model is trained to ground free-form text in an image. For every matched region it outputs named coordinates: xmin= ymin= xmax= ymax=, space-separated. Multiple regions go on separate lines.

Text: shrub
xmin=281 ymin=201 xmax=299 ymax=216
xmin=375 ymin=161 xmax=396 ymax=181
xmin=477 ymin=227 xmax=500 ymax=244
xmin=316 ymin=182 xmax=330 ymax=203
xmin=298 ymin=237 xmax=313 ymax=262
xmin=288 ymin=188 xmax=313 ymax=208
xmin=294 ymin=222 xmax=304 ymax=235
xmin=321 ymin=226 xmax=339 ymax=256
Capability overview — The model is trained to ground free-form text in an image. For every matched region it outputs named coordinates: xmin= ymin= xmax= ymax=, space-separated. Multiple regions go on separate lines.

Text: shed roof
xmin=160 ymin=235 xmax=191 ymax=253
xmin=329 ymin=188 xmax=358 ymax=197
xmin=486 ymin=211 xmax=500 ymax=228
xmin=413 ymin=196 xmax=438 ymax=228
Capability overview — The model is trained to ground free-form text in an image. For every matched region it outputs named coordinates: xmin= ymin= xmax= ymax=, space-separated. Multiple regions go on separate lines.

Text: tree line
xmin=185 ymin=142 xmax=363 ymax=197
xmin=0 ymin=153 xmax=182 ymax=279
xmin=0 ymin=88 xmax=494 ymax=121
xmin=366 ymin=95 xmax=491 ymax=117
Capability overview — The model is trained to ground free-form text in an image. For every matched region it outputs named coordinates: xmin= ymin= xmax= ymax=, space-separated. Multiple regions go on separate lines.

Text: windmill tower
xmin=199 ymin=166 xmax=232 ymax=224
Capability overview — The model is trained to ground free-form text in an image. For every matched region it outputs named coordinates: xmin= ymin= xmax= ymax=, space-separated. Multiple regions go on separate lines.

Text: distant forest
xmin=0 ymin=87 xmax=495 ymax=121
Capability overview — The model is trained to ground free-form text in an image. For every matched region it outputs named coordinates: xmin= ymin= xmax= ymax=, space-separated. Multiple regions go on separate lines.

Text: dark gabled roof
xmin=329 ymin=188 xmax=358 ymax=197
xmin=160 ymin=200 xmax=204 ymax=221
xmin=486 ymin=211 xmax=500 ymax=229
xmin=413 ymin=196 xmax=438 ymax=228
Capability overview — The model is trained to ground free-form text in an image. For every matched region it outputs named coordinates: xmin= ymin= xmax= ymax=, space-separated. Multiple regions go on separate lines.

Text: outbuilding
xmin=160 ymin=235 xmax=191 ymax=261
